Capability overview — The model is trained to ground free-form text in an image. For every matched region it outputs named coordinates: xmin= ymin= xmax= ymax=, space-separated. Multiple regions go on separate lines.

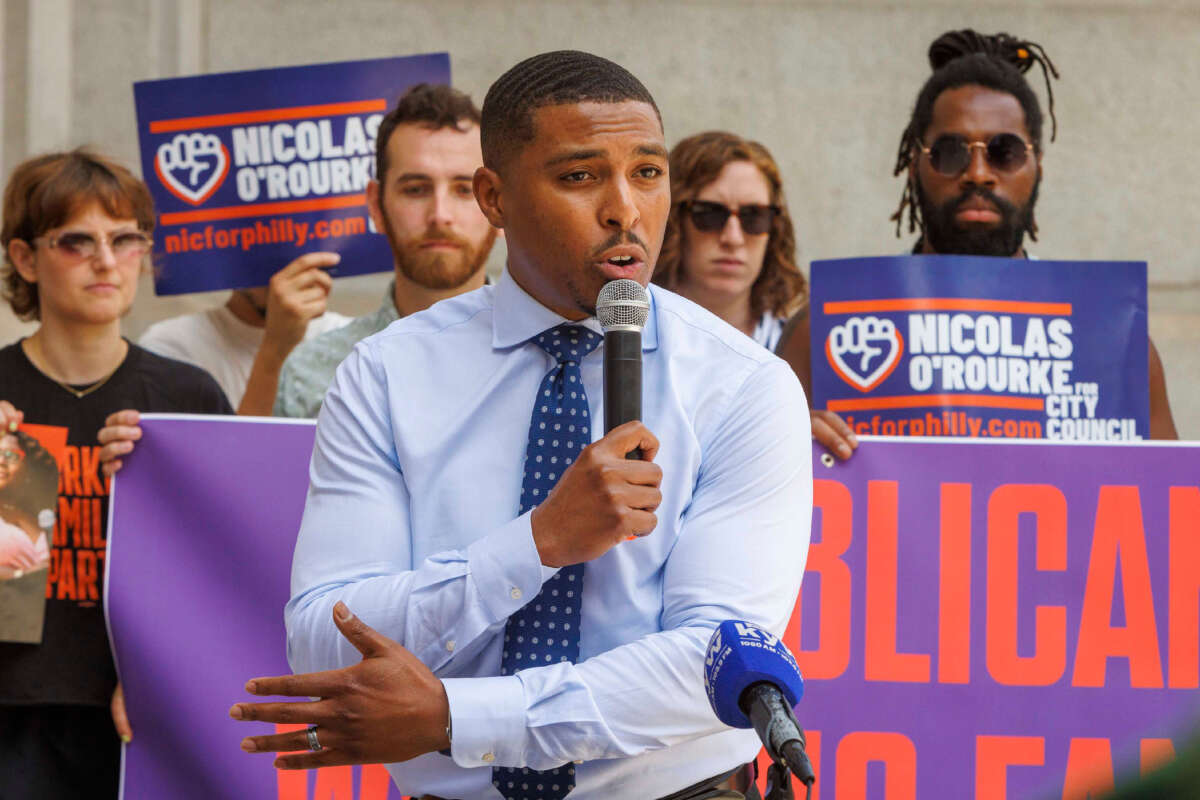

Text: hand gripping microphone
xmin=596 ymin=279 xmax=650 ymax=458
xmin=704 ymin=620 xmax=816 ymax=796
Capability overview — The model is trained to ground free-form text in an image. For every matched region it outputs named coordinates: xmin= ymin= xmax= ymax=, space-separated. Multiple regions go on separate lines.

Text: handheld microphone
xmin=704 ymin=620 xmax=816 ymax=791
xmin=596 ymin=279 xmax=650 ymax=459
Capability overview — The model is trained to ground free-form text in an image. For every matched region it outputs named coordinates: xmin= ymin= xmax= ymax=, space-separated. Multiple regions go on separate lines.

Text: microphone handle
xmin=743 ymin=683 xmax=816 ymax=787
xmin=603 ymin=329 xmax=642 ymax=459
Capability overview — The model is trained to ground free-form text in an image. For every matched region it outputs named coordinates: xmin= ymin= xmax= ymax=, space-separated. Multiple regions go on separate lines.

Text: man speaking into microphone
xmin=230 ymin=51 xmax=812 ymax=800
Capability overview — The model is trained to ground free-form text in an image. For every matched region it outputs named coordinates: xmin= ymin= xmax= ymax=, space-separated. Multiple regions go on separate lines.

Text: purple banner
xmin=105 ymin=416 xmax=402 ymax=800
xmin=782 ymin=438 xmax=1200 ymax=799
xmin=105 ymin=418 xmax=1200 ymax=799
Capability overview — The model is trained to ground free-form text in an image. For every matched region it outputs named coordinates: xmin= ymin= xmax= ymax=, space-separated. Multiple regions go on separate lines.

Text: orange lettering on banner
xmin=1073 ymin=486 xmax=1163 ymax=688
xmin=791 ymin=480 xmax=852 ymax=680
xmin=274 ymin=723 xmax=308 ymax=799
xmin=1061 ymin=737 xmax=1114 ymax=800
xmin=1168 ymin=486 xmax=1200 ymax=689
xmin=986 ymin=485 xmax=1067 ymax=686
xmin=358 ymin=764 xmax=393 ymax=800
xmin=939 ymin=483 xmax=972 ymax=683
xmin=271 ymin=724 xmax=393 ymax=799
xmin=835 ymin=731 xmax=916 ymax=800
xmin=975 ymin=735 xmax=1044 ymax=800
xmin=1139 ymin=738 xmax=1176 ymax=775
xmin=313 ymin=766 xmax=353 ymax=800
xmin=865 ymin=482 xmax=930 ymax=682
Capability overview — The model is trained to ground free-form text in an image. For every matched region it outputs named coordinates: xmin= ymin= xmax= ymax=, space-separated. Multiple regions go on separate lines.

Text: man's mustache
xmin=947 ymin=187 xmax=1018 ymax=218
xmin=589 ymin=231 xmax=649 ymax=260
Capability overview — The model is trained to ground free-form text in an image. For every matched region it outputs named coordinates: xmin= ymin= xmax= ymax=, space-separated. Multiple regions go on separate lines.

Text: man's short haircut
xmin=891 ymin=29 xmax=1060 ymax=238
xmin=2 ymin=148 xmax=154 ymax=321
xmin=653 ymin=131 xmax=807 ymax=320
xmin=375 ymin=83 xmax=482 ymax=185
xmin=480 ymin=50 xmax=661 ymax=172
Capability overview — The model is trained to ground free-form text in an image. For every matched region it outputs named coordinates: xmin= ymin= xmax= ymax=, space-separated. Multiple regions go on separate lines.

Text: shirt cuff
xmin=466 ymin=510 xmax=552 ymax=623
xmin=443 ymin=675 xmax=526 ymax=767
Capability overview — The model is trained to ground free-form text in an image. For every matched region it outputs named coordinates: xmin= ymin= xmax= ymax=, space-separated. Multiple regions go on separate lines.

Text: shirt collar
xmin=491 ymin=269 xmax=659 ymax=352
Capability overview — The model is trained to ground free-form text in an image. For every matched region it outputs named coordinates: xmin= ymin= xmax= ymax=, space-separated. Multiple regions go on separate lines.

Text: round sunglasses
xmin=34 ymin=230 xmax=153 ymax=262
xmin=919 ymin=133 xmax=1035 ymax=177
xmin=681 ymin=200 xmax=779 ymax=236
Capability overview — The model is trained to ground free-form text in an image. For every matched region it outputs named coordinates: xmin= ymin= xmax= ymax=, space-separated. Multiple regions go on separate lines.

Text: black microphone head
xmin=596 ymin=279 xmax=650 ymax=333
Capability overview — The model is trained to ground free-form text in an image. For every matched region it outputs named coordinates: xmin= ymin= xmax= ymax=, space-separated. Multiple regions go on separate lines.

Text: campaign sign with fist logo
xmin=809 ymin=256 xmax=1149 ymax=441
xmin=826 ymin=316 xmax=904 ymax=392
xmin=134 ymin=54 xmax=450 ymax=295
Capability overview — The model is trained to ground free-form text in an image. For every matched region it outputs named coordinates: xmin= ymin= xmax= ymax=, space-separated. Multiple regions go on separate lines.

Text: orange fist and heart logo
xmin=154 ymin=132 xmax=230 ymax=206
xmin=825 ymin=316 xmax=905 ymax=393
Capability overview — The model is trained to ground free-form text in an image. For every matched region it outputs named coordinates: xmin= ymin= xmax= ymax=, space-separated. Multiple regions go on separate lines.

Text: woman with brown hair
xmin=0 ymin=149 xmax=230 ymax=798
xmin=652 ymin=131 xmax=807 ymax=350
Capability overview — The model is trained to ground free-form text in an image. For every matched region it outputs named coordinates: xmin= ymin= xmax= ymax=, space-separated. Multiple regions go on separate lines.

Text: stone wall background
xmin=2 ymin=0 xmax=1197 ymax=435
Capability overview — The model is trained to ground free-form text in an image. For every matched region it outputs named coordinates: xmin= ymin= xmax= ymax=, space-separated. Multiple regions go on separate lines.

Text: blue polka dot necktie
xmin=493 ymin=324 xmax=601 ymax=800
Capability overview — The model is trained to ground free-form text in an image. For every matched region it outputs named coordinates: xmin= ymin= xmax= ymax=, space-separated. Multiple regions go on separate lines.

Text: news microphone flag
xmin=704 ymin=619 xmax=805 ymax=728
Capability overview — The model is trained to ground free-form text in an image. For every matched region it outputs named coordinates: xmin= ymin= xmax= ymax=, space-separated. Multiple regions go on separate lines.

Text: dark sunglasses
xmin=919 ymin=133 xmax=1034 ymax=177
xmin=681 ymin=200 xmax=779 ymax=236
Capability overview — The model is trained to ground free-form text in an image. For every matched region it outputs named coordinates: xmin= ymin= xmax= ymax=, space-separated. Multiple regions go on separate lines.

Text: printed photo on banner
xmin=133 ymin=53 xmax=451 ymax=295
xmin=809 ymin=255 xmax=1150 ymax=441
xmin=790 ymin=438 xmax=1199 ymax=799
xmin=0 ymin=424 xmax=65 ymax=644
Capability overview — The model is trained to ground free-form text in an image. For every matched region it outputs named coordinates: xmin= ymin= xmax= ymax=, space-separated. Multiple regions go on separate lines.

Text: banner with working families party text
xmin=810 ymin=256 xmax=1149 ymax=441
xmin=783 ymin=438 xmax=1199 ymax=799
xmin=106 ymin=416 xmax=403 ymax=799
xmin=134 ymin=54 xmax=450 ymax=295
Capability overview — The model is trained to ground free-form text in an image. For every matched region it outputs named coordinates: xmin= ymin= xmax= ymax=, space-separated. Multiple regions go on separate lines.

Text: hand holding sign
xmin=230 ymin=602 xmax=450 ymax=770
xmin=262 ymin=252 xmax=339 ymax=359
xmin=0 ymin=401 xmax=23 ymax=432
xmin=811 ymin=409 xmax=858 ymax=461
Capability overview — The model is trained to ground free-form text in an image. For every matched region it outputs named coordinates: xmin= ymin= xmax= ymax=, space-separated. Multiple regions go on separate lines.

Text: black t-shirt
xmin=0 ymin=340 xmax=232 ymax=706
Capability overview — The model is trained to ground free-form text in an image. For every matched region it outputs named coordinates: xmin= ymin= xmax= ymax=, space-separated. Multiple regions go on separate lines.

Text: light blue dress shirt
xmin=285 ymin=271 xmax=813 ymax=799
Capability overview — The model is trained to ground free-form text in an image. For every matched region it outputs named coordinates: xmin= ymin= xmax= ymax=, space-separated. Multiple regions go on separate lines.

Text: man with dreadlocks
xmin=228 ymin=50 xmax=810 ymax=800
xmin=779 ymin=28 xmax=1177 ymax=458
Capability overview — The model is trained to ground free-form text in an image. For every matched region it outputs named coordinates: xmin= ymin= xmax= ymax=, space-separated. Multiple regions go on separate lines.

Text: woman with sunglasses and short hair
xmin=652 ymin=131 xmax=807 ymax=350
xmin=0 ymin=149 xmax=231 ymax=799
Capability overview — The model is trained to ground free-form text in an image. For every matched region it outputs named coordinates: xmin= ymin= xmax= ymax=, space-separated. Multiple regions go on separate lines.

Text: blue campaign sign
xmin=809 ymin=255 xmax=1149 ymax=441
xmin=133 ymin=53 xmax=451 ymax=295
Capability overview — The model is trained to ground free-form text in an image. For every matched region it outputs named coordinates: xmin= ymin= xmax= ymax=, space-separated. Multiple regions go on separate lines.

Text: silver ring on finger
xmin=306 ymin=725 xmax=323 ymax=752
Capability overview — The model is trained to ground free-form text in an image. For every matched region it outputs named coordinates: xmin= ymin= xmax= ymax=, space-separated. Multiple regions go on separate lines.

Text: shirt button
xmin=445 ymin=640 xmax=456 ymax=652
xmin=510 ymin=587 xmax=523 ymax=600
xmin=482 ymin=752 xmax=495 ymax=763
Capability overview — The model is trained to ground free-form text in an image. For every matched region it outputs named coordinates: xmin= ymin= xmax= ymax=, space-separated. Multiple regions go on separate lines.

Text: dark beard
xmin=917 ymin=178 xmax=1039 ymax=257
